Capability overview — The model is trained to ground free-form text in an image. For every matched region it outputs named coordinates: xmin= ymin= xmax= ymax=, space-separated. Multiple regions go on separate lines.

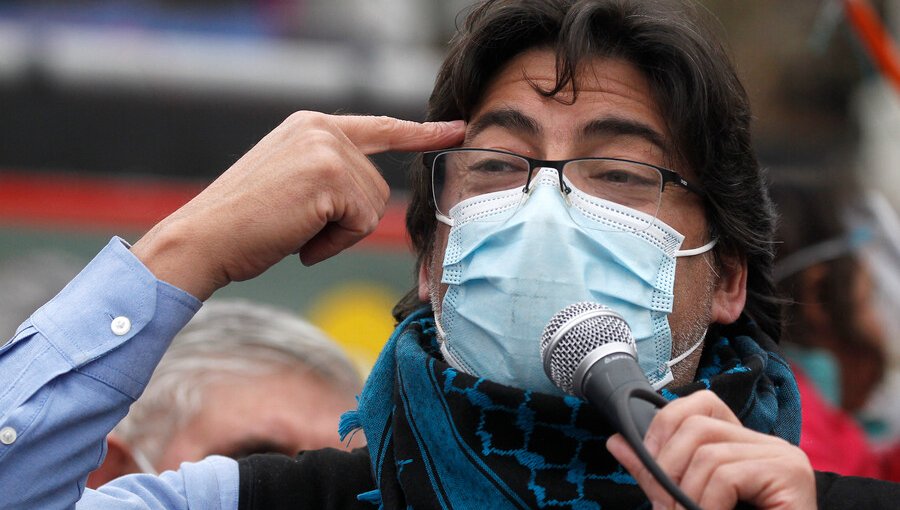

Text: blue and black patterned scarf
xmin=339 ymin=308 xmax=800 ymax=509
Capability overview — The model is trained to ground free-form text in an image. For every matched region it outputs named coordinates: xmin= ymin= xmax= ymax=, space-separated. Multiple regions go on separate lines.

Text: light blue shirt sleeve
xmin=79 ymin=456 xmax=239 ymax=510
xmin=0 ymin=237 xmax=239 ymax=509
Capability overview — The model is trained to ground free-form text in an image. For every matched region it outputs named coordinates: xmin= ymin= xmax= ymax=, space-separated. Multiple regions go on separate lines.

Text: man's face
xmin=418 ymin=48 xmax=747 ymax=386
xmin=153 ymin=369 xmax=359 ymax=471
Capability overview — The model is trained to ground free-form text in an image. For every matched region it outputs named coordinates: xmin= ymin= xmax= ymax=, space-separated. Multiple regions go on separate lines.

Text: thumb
xmin=333 ymin=115 xmax=466 ymax=154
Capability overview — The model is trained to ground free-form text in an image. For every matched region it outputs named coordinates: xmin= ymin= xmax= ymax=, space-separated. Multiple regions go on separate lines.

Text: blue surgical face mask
xmin=435 ymin=169 xmax=715 ymax=394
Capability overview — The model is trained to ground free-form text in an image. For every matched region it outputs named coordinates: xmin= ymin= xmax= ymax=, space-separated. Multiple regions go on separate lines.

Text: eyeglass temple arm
xmin=661 ymin=169 xmax=703 ymax=197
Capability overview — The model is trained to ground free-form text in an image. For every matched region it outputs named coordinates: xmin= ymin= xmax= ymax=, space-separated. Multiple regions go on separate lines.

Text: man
xmin=0 ymin=0 xmax=894 ymax=508
xmin=86 ymin=299 xmax=362 ymax=486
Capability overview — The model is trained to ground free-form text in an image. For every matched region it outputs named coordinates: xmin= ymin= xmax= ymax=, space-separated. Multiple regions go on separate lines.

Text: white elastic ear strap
xmin=675 ymin=238 xmax=717 ymax=257
xmin=666 ymin=329 xmax=706 ymax=369
xmin=435 ymin=314 xmax=448 ymax=342
xmin=436 ymin=213 xmax=454 ymax=226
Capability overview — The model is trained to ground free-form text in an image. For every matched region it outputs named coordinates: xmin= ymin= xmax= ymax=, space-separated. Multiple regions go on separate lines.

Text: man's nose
xmin=529 ymin=167 xmax=571 ymax=202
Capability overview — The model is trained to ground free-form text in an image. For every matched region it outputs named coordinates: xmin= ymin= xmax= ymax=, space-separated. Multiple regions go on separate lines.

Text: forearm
xmin=0 ymin=112 xmax=463 ymax=507
xmin=79 ymin=456 xmax=239 ymax=510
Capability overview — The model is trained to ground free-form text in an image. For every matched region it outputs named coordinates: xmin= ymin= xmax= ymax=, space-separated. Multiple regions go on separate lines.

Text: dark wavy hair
xmin=393 ymin=0 xmax=781 ymax=342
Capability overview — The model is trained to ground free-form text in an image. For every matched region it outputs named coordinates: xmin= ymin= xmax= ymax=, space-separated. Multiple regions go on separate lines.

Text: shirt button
xmin=111 ymin=316 xmax=132 ymax=336
xmin=0 ymin=426 xmax=16 ymax=445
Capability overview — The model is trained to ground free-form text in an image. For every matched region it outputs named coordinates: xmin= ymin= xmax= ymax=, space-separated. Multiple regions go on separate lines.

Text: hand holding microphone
xmin=541 ymin=302 xmax=816 ymax=510
xmin=540 ymin=302 xmax=700 ymax=510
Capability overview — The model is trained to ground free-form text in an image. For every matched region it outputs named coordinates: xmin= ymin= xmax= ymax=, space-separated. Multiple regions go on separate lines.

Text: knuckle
xmin=287 ymin=110 xmax=327 ymax=128
xmin=364 ymin=210 xmax=381 ymax=234
xmin=372 ymin=115 xmax=400 ymax=133
xmin=680 ymin=415 xmax=716 ymax=444
xmin=304 ymin=134 xmax=346 ymax=168
xmin=693 ymin=443 xmax=724 ymax=467
xmin=304 ymin=128 xmax=340 ymax=149
xmin=312 ymin=195 xmax=336 ymax=225
xmin=649 ymin=406 xmax=678 ymax=434
xmin=629 ymin=460 xmax=652 ymax=486
xmin=707 ymin=462 xmax=741 ymax=493
xmin=420 ymin=120 xmax=445 ymax=138
xmin=682 ymin=413 xmax=710 ymax=431
xmin=377 ymin=179 xmax=391 ymax=202
xmin=372 ymin=115 xmax=418 ymax=141
xmin=694 ymin=389 xmax=719 ymax=405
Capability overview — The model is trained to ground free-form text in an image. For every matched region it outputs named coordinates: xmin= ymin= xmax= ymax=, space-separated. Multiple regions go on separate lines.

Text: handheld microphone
xmin=540 ymin=302 xmax=663 ymax=437
xmin=540 ymin=302 xmax=702 ymax=510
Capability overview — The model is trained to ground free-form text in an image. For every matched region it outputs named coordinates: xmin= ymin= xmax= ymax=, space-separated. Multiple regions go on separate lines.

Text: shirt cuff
xmin=26 ymin=236 xmax=201 ymax=398
xmin=82 ymin=456 xmax=239 ymax=510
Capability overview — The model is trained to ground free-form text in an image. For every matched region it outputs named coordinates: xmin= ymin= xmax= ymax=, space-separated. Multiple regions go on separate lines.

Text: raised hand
xmin=131 ymin=112 xmax=465 ymax=300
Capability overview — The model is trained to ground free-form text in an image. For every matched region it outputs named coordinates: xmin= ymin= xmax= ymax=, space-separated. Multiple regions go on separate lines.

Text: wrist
xmin=130 ymin=219 xmax=223 ymax=301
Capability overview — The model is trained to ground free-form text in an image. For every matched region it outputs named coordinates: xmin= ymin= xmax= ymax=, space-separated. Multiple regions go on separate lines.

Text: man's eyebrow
xmin=581 ymin=117 xmax=669 ymax=153
xmin=466 ymin=108 xmax=542 ymax=141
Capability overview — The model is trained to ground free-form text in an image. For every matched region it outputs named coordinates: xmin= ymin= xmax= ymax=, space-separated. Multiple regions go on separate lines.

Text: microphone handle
xmin=578 ymin=353 xmax=702 ymax=510
xmin=579 ymin=353 xmax=660 ymax=438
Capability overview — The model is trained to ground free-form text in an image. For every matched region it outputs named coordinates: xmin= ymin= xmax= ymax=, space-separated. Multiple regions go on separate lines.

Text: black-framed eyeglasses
xmin=423 ymin=147 xmax=703 ymax=222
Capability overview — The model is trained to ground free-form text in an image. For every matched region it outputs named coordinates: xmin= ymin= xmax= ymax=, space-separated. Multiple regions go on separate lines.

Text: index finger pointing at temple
xmin=335 ymin=115 xmax=466 ymax=154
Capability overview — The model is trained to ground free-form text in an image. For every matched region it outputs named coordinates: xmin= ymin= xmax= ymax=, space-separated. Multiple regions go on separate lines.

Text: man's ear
xmin=418 ymin=261 xmax=430 ymax=302
xmin=710 ymin=251 xmax=747 ymax=325
xmin=86 ymin=434 xmax=140 ymax=489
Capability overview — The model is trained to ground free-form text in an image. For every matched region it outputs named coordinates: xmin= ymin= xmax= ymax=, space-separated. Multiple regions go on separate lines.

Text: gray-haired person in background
xmin=86 ymin=299 xmax=362 ymax=487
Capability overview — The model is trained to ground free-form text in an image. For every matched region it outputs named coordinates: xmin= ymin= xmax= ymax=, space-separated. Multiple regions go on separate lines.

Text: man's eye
xmin=599 ymin=170 xmax=632 ymax=183
xmin=593 ymin=169 xmax=655 ymax=187
xmin=469 ymin=158 xmax=523 ymax=173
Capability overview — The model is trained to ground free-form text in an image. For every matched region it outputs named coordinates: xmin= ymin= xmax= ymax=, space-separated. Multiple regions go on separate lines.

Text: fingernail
xmin=441 ymin=120 xmax=466 ymax=129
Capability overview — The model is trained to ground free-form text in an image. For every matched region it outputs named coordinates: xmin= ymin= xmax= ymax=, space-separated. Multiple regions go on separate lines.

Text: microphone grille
xmin=540 ymin=302 xmax=635 ymax=394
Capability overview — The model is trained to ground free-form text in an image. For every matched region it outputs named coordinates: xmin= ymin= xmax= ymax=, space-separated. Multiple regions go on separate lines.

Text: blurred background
xmin=1 ymin=0 xmax=898 ymax=386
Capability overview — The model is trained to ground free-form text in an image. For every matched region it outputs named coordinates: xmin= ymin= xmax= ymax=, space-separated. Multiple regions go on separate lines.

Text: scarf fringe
xmin=339 ymin=409 xmax=362 ymax=442
xmin=356 ymin=488 xmax=383 ymax=507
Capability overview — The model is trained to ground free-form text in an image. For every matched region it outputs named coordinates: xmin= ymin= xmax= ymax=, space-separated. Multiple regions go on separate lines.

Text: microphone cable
xmin=615 ymin=387 xmax=703 ymax=510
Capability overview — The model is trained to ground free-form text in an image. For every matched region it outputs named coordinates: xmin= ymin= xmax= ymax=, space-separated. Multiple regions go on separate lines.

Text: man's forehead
xmin=465 ymin=107 xmax=669 ymax=155
xmin=462 ymin=49 xmax=673 ymax=158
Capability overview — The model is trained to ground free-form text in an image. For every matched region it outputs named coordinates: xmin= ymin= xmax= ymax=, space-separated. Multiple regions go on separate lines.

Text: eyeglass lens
xmin=431 ymin=149 xmax=663 ymax=222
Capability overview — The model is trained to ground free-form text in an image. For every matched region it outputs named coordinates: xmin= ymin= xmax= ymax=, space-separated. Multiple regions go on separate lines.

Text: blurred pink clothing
xmin=796 ymin=366 xmax=900 ymax=481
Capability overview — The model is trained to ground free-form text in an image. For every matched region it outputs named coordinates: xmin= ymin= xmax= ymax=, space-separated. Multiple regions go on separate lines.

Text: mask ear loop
xmin=666 ymin=328 xmax=706 ymax=370
xmin=674 ymin=238 xmax=717 ymax=257
xmin=436 ymin=213 xmax=454 ymax=227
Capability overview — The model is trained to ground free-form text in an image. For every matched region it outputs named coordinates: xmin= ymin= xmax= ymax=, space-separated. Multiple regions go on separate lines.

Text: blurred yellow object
xmin=307 ymin=283 xmax=400 ymax=378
